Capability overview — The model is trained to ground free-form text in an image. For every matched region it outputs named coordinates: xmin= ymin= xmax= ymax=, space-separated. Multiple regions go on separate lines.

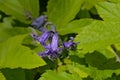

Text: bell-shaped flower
xmin=38 ymin=32 xmax=62 ymax=60
xmin=31 ymin=31 xmax=52 ymax=47
xmin=31 ymin=15 xmax=47 ymax=29
xmin=63 ymin=37 xmax=79 ymax=49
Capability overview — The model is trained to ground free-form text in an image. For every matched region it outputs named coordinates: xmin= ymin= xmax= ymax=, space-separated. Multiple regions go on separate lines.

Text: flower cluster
xmin=31 ymin=15 xmax=79 ymax=60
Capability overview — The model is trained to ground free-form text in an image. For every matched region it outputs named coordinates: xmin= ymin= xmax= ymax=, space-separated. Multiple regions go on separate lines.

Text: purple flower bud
xmin=31 ymin=15 xmax=47 ymax=29
xmin=37 ymin=31 xmax=51 ymax=47
xmin=63 ymin=37 xmax=79 ymax=49
xmin=63 ymin=42 xmax=74 ymax=48
xmin=38 ymin=49 xmax=49 ymax=57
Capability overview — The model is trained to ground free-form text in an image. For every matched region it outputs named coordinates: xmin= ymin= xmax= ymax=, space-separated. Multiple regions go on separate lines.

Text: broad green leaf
xmin=75 ymin=20 xmax=120 ymax=53
xmin=64 ymin=60 xmax=120 ymax=80
xmin=58 ymin=19 xmax=94 ymax=34
xmin=17 ymin=0 xmax=39 ymax=18
xmin=82 ymin=0 xmax=105 ymax=9
xmin=95 ymin=2 xmax=120 ymax=21
xmin=88 ymin=66 xmax=120 ymax=80
xmin=0 ymin=18 xmax=31 ymax=42
xmin=47 ymin=0 xmax=83 ymax=28
xmin=39 ymin=70 xmax=82 ymax=80
xmin=0 ymin=71 xmax=6 ymax=80
xmin=1 ymin=68 xmax=25 ymax=80
xmin=0 ymin=0 xmax=39 ymax=23
xmin=0 ymin=0 xmax=25 ymax=22
xmin=0 ymin=34 xmax=46 ymax=69
xmin=86 ymin=54 xmax=120 ymax=80
xmin=67 ymin=64 xmax=89 ymax=78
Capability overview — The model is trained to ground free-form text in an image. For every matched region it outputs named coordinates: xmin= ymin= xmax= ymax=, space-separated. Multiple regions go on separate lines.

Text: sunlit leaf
xmin=47 ymin=0 xmax=83 ymax=28
xmin=0 ymin=71 xmax=6 ymax=80
xmin=96 ymin=2 xmax=120 ymax=21
xmin=39 ymin=70 xmax=82 ymax=80
xmin=58 ymin=19 xmax=94 ymax=34
xmin=0 ymin=34 xmax=46 ymax=69
xmin=0 ymin=18 xmax=31 ymax=42
xmin=0 ymin=0 xmax=39 ymax=23
xmin=75 ymin=20 xmax=120 ymax=53
xmin=0 ymin=0 xmax=25 ymax=22
xmin=17 ymin=0 xmax=39 ymax=18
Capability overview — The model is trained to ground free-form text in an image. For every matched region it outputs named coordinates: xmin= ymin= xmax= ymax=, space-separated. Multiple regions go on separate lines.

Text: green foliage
xmin=47 ymin=0 xmax=83 ymax=28
xmin=39 ymin=70 xmax=82 ymax=80
xmin=0 ymin=71 xmax=6 ymax=80
xmin=0 ymin=0 xmax=39 ymax=23
xmin=95 ymin=1 xmax=120 ymax=21
xmin=0 ymin=17 xmax=31 ymax=42
xmin=0 ymin=35 xmax=46 ymax=69
xmin=75 ymin=21 xmax=120 ymax=53
xmin=1 ymin=68 xmax=25 ymax=80
xmin=1 ymin=0 xmax=120 ymax=80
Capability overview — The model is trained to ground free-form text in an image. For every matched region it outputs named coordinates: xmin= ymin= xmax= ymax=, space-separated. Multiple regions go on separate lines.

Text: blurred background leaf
xmin=1 ymin=68 xmax=25 ymax=80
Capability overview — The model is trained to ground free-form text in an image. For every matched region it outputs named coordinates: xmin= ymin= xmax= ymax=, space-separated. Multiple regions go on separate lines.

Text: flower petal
xmin=31 ymin=15 xmax=47 ymax=29
xmin=37 ymin=31 xmax=51 ymax=46
xmin=51 ymin=32 xmax=59 ymax=52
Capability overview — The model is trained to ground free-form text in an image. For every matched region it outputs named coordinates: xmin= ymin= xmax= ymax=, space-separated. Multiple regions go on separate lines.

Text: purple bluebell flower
xmin=37 ymin=31 xmax=51 ymax=46
xmin=51 ymin=32 xmax=59 ymax=52
xmin=31 ymin=16 xmax=79 ymax=60
xmin=63 ymin=37 xmax=79 ymax=49
xmin=38 ymin=32 xmax=62 ymax=60
xmin=31 ymin=31 xmax=52 ymax=47
xmin=31 ymin=15 xmax=47 ymax=30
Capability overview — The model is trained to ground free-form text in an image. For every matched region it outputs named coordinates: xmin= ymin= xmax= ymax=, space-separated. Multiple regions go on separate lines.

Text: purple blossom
xmin=38 ymin=32 xmax=62 ymax=60
xmin=31 ymin=16 xmax=79 ymax=60
xmin=31 ymin=31 xmax=52 ymax=47
xmin=37 ymin=31 xmax=51 ymax=47
xmin=63 ymin=37 xmax=79 ymax=49
xmin=31 ymin=15 xmax=47 ymax=30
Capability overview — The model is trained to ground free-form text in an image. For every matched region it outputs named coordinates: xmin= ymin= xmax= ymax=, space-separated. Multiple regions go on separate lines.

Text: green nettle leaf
xmin=0 ymin=71 xmax=6 ymax=80
xmin=0 ymin=18 xmax=31 ymax=42
xmin=47 ymin=0 xmax=83 ymax=28
xmin=1 ymin=68 xmax=25 ymax=80
xmin=75 ymin=20 xmax=120 ymax=53
xmin=82 ymin=0 xmax=105 ymax=9
xmin=0 ymin=0 xmax=25 ymax=22
xmin=0 ymin=0 xmax=39 ymax=23
xmin=39 ymin=70 xmax=82 ymax=80
xmin=17 ymin=0 xmax=39 ymax=18
xmin=0 ymin=34 xmax=46 ymax=69
xmin=95 ymin=2 xmax=120 ymax=21
xmin=65 ymin=61 xmax=120 ymax=80
xmin=58 ymin=19 xmax=94 ymax=34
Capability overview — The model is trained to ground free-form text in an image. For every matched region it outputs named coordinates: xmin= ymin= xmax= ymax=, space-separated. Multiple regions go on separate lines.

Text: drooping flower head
xmin=31 ymin=16 xmax=79 ymax=60
xmin=38 ymin=32 xmax=62 ymax=60
xmin=31 ymin=15 xmax=48 ymax=31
